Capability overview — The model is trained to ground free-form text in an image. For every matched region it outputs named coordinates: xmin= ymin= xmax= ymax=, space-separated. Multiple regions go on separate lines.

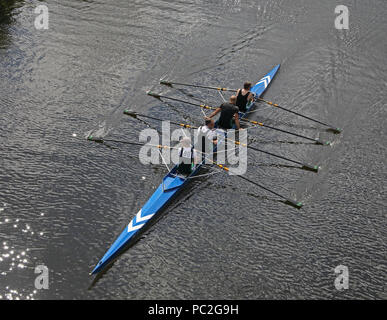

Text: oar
xmin=147 ymin=91 xmax=216 ymax=110
xmin=160 ymin=80 xmax=236 ymax=92
xmin=125 ymin=109 xmax=319 ymax=171
xmin=241 ymin=118 xmax=331 ymax=146
xmin=88 ymin=135 xmax=302 ymax=208
xmin=124 ymin=110 xmax=319 ymax=172
xmin=160 ymin=81 xmax=341 ymax=133
xmin=227 ymin=138 xmax=319 ymax=172
xmin=88 ymin=135 xmax=142 ymax=146
xmin=148 ymin=91 xmax=330 ymax=145
xmin=123 ymin=110 xmax=198 ymax=129
xmin=256 ymin=98 xmax=342 ymax=133
xmin=87 ymin=135 xmax=176 ymax=150
xmin=210 ymin=162 xmax=303 ymax=209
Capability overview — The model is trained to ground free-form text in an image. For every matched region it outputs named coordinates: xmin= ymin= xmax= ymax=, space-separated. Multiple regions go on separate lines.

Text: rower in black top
xmin=208 ymin=95 xmax=240 ymax=130
xmin=236 ymin=82 xmax=254 ymax=113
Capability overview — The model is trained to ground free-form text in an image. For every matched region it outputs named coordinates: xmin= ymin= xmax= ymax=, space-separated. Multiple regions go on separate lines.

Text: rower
xmin=236 ymin=82 xmax=254 ymax=113
xmin=196 ymin=118 xmax=218 ymax=161
xmin=197 ymin=118 xmax=217 ymax=145
xmin=176 ymin=137 xmax=197 ymax=176
xmin=208 ymin=95 xmax=240 ymax=130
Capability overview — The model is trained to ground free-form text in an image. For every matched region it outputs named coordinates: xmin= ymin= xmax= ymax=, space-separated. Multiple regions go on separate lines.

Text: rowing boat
xmin=91 ymin=64 xmax=280 ymax=275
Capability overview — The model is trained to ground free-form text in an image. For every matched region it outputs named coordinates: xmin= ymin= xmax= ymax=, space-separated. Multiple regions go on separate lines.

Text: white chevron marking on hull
xmin=255 ymin=76 xmax=271 ymax=88
xmin=136 ymin=209 xmax=153 ymax=223
xmin=127 ymin=209 xmax=155 ymax=233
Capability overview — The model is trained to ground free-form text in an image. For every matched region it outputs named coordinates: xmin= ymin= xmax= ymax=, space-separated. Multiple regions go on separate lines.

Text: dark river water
xmin=0 ymin=0 xmax=386 ymax=299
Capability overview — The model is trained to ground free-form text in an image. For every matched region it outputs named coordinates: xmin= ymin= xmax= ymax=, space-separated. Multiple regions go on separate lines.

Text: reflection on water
xmin=0 ymin=202 xmax=41 ymax=300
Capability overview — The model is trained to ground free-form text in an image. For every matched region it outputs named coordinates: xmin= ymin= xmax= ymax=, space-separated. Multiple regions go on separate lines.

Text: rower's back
xmin=218 ymin=102 xmax=239 ymax=129
xmin=236 ymin=82 xmax=252 ymax=113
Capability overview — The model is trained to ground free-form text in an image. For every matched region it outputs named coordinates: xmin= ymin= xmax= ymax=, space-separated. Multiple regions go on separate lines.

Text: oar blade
xmin=160 ymin=80 xmax=172 ymax=87
xmin=147 ymin=91 xmax=161 ymax=99
xmin=285 ymin=199 xmax=303 ymax=209
xmin=315 ymin=139 xmax=331 ymax=146
xmin=123 ymin=110 xmax=138 ymax=118
xmin=302 ymin=164 xmax=319 ymax=172
xmin=87 ymin=135 xmax=104 ymax=143
xmin=327 ymin=127 xmax=342 ymax=134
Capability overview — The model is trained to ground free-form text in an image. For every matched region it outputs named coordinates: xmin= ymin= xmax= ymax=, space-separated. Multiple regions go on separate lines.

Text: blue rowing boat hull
xmin=250 ymin=64 xmax=280 ymax=98
xmin=91 ymin=64 xmax=280 ymax=274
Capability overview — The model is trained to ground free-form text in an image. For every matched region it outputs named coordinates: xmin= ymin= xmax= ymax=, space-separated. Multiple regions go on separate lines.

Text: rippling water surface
xmin=0 ymin=0 xmax=386 ymax=299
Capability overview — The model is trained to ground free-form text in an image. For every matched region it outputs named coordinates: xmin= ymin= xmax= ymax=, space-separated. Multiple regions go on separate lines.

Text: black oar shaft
xmin=88 ymin=136 xmax=143 ymax=146
xmin=160 ymin=80 xmax=236 ymax=92
xmin=247 ymin=145 xmax=318 ymax=172
xmin=242 ymin=119 xmax=330 ymax=145
xmin=261 ymin=123 xmax=327 ymax=145
xmin=228 ymin=138 xmax=318 ymax=171
xmin=212 ymin=163 xmax=302 ymax=209
xmin=124 ymin=110 xmax=197 ymax=129
xmin=257 ymin=98 xmax=341 ymax=133
xmin=147 ymin=91 xmax=216 ymax=110
xmin=87 ymin=136 xmax=176 ymax=150
xmin=103 ymin=139 xmax=143 ymax=146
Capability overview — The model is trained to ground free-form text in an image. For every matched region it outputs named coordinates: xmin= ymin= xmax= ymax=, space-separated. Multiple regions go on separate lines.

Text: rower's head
xmin=244 ymin=82 xmax=252 ymax=90
xmin=205 ymin=118 xmax=215 ymax=129
xmin=229 ymin=95 xmax=237 ymax=105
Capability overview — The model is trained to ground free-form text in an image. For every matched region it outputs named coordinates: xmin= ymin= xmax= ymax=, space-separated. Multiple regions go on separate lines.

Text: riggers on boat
xmin=91 ymin=65 xmax=281 ymax=275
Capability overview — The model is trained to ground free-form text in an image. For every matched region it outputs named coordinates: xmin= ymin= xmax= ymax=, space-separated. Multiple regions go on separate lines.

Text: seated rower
xmin=196 ymin=118 xmax=218 ymax=161
xmin=208 ymin=95 xmax=240 ymax=130
xmin=176 ymin=137 xmax=198 ymax=176
xmin=236 ymin=82 xmax=254 ymax=113
xmin=198 ymin=118 xmax=217 ymax=145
